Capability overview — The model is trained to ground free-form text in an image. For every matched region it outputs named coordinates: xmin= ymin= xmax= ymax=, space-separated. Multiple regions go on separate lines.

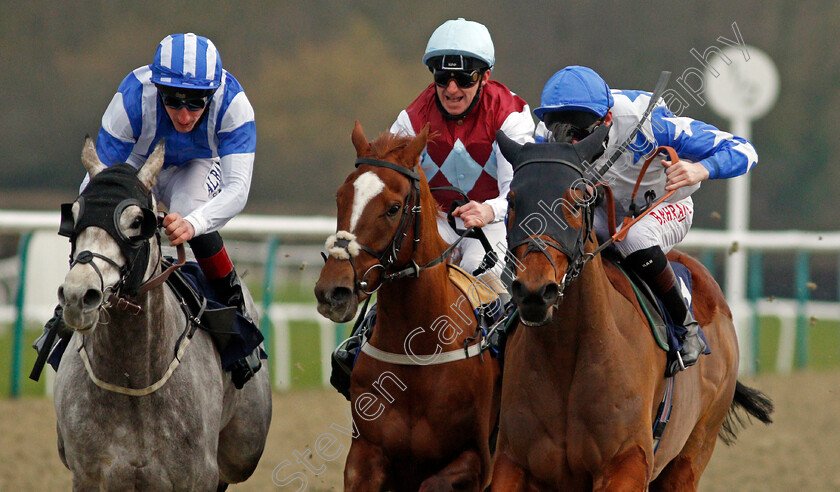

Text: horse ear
xmin=496 ymin=130 xmax=523 ymax=171
xmin=404 ymin=123 xmax=429 ymax=167
xmin=352 ymin=121 xmax=371 ymax=157
xmin=573 ymin=123 xmax=610 ymax=163
xmin=81 ymin=135 xmax=106 ymax=178
xmin=137 ymin=140 xmax=166 ymax=191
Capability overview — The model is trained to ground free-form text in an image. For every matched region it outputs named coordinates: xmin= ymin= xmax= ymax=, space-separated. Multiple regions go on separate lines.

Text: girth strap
xmin=360 ymin=339 xmax=483 ymax=366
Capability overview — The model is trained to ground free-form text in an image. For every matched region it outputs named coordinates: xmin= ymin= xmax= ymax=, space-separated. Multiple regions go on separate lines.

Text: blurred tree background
xmin=1 ymin=0 xmax=837 ymax=231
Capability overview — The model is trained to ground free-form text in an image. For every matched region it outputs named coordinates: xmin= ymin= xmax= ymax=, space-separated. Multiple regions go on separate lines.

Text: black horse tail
xmin=719 ymin=380 xmax=774 ymax=445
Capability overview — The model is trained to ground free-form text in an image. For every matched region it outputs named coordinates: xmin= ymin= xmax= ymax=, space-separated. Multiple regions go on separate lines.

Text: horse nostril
xmin=510 ymin=280 xmax=525 ymax=302
xmin=330 ymin=286 xmax=353 ymax=306
xmin=541 ymin=283 xmax=559 ymax=304
xmin=58 ymin=286 xmax=66 ymax=306
xmin=82 ymin=289 xmax=103 ymax=310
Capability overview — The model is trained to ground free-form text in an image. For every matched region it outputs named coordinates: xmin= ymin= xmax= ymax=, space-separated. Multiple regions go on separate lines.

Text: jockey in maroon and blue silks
xmin=391 ymin=18 xmax=535 ymax=278
xmin=328 ymin=18 xmax=534 ymax=400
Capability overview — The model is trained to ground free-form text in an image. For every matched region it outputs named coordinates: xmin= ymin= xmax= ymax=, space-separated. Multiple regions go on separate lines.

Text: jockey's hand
xmin=663 ymin=159 xmax=710 ymax=191
xmin=453 ymin=201 xmax=495 ymax=228
xmin=163 ymin=213 xmax=195 ymax=246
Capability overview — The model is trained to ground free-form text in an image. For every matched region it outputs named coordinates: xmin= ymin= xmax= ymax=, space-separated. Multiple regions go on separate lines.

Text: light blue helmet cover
xmin=151 ymin=33 xmax=223 ymax=90
xmin=422 ymin=18 xmax=495 ymax=69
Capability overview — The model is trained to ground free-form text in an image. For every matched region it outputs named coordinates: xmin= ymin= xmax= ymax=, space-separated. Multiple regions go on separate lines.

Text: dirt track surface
xmin=2 ymin=370 xmax=839 ymax=491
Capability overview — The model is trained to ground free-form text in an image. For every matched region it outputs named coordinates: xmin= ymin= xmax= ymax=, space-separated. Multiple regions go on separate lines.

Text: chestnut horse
xmin=490 ymin=131 xmax=772 ymax=491
xmin=314 ymin=122 xmax=501 ymax=490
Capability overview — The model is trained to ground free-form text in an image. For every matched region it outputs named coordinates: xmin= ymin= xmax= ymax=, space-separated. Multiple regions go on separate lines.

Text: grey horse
xmin=54 ymin=138 xmax=272 ymax=491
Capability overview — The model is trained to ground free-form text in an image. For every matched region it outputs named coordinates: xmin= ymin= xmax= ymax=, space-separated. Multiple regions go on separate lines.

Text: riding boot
xmin=230 ymin=348 xmax=262 ymax=389
xmin=330 ymin=303 xmax=377 ymax=400
xmin=209 ymin=268 xmax=264 ymax=388
xmin=674 ymin=310 xmax=707 ymax=370
xmin=210 ymin=268 xmax=246 ymax=314
xmin=624 ymin=246 xmax=707 ymax=376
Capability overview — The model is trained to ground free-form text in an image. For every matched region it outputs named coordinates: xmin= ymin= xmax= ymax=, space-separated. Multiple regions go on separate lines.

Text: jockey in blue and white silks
xmin=93 ymin=35 xmax=256 ymax=239
xmin=88 ymin=33 xmax=261 ymax=388
xmin=533 ymin=66 xmax=758 ymax=375
xmin=535 ymin=85 xmax=757 ymax=229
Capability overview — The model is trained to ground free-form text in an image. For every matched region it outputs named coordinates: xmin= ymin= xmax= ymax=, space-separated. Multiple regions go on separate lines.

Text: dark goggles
xmin=432 ymin=68 xmax=482 ymax=88
xmin=565 ymin=122 xmax=604 ymax=141
xmin=160 ymin=93 xmax=212 ymax=111
xmin=543 ymin=111 xmax=604 ymax=142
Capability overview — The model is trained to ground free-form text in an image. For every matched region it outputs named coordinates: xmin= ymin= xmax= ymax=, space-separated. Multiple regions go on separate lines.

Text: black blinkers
xmin=58 ymin=163 xmax=158 ymax=297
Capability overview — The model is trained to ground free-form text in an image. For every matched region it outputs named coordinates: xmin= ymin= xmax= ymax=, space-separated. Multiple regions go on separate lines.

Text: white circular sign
xmin=705 ymin=45 xmax=779 ymax=120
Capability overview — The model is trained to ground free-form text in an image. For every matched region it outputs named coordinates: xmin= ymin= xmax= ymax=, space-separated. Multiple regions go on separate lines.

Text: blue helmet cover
xmin=534 ymin=66 xmax=614 ymax=120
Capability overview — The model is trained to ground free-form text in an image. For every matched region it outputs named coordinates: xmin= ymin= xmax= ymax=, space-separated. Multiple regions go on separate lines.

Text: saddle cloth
xmin=604 ymin=253 xmax=711 ymax=360
xmin=176 ymin=262 xmax=266 ymax=370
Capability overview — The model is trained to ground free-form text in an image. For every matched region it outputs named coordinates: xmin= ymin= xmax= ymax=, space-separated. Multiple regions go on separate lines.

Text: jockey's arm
xmin=182 ymin=151 xmax=253 ymax=237
xmin=651 ymin=105 xmax=758 ymax=186
xmin=482 ymin=104 xmax=535 ymax=223
xmin=183 ymin=91 xmax=257 ymax=237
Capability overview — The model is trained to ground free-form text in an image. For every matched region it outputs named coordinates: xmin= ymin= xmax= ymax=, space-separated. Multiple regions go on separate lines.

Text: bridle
xmin=59 ymin=169 xmax=185 ymax=315
xmin=326 ymin=157 xmax=476 ymax=295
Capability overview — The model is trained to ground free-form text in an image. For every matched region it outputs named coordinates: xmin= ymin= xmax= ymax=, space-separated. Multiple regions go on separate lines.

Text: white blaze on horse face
xmin=350 ymin=171 xmax=385 ymax=233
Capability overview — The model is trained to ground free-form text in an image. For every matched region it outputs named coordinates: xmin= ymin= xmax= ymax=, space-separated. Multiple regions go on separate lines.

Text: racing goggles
xmin=432 ymin=68 xmax=482 ymax=89
xmin=157 ymin=86 xmax=214 ymax=111
xmin=160 ymin=93 xmax=212 ymax=111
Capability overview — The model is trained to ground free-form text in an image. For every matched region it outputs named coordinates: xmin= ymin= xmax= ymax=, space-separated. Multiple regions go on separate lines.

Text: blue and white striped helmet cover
xmin=151 ymin=33 xmax=223 ymax=90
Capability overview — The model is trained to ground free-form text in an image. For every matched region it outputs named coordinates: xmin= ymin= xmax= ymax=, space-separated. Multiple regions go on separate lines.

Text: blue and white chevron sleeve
xmin=650 ymin=106 xmax=758 ymax=179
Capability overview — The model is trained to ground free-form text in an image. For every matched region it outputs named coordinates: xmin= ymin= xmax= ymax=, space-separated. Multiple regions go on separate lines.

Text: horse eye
xmin=131 ymin=216 xmax=143 ymax=228
xmin=386 ymin=204 xmax=401 ymax=217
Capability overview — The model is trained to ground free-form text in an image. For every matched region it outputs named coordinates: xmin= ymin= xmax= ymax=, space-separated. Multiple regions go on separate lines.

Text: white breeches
xmin=153 ymin=158 xmax=222 ymax=217
xmin=595 ymin=197 xmax=694 ymax=257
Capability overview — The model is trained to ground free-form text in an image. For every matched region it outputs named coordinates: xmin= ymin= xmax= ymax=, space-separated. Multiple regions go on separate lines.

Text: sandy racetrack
xmin=2 ymin=370 xmax=838 ymax=491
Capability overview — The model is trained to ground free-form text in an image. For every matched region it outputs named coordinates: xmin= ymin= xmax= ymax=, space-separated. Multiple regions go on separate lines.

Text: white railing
xmin=2 ymin=210 xmax=838 ymax=396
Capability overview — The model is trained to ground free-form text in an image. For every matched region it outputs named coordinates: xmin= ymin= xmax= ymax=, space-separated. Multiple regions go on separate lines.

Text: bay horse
xmin=490 ymin=130 xmax=772 ymax=491
xmin=54 ymin=138 xmax=272 ymax=491
xmin=314 ymin=122 xmax=501 ymax=490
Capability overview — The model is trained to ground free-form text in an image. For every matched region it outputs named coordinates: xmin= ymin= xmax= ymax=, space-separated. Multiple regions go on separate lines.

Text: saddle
xmin=168 ymin=261 xmax=265 ymax=370
xmin=447 ymin=264 xmax=505 ymax=328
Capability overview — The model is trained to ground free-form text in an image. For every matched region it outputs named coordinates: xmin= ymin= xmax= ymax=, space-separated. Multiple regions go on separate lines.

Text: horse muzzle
xmin=314 ymin=280 xmax=360 ymax=323
xmin=58 ymin=283 xmax=103 ymax=332
xmin=511 ymin=279 xmax=562 ymax=327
